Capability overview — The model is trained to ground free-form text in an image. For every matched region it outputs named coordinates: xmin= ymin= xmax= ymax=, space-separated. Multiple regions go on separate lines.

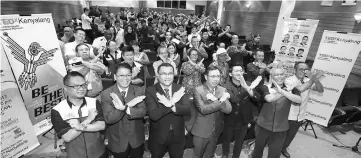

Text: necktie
xmin=164 ymin=88 xmax=170 ymax=100
xmin=120 ymin=91 xmax=126 ymax=103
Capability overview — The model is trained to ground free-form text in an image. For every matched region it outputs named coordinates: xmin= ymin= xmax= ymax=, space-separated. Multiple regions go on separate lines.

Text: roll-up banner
xmin=1 ymin=49 xmax=40 ymax=158
xmin=305 ymin=31 xmax=361 ymax=126
xmin=0 ymin=14 xmax=67 ymax=135
xmin=272 ymin=18 xmax=319 ymax=77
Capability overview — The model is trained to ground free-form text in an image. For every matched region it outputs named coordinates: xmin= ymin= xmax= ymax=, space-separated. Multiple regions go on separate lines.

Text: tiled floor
xmin=25 ymin=122 xmax=361 ymax=158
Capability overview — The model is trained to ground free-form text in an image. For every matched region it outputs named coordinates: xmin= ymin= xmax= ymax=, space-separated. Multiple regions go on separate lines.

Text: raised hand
xmin=132 ymin=67 xmax=140 ymax=77
xmin=127 ymin=96 xmax=146 ymax=107
xmin=68 ymin=119 xmax=82 ymax=131
xmin=206 ymin=93 xmax=218 ymax=101
xmin=172 ymin=87 xmax=185 ymax=104
xmin=272 ymin=80 xmax=283 ymax=94
xmin=187 ymin=56 xmax=196 ymax=65
xmin=310 ymin=70 xmax=325 ymax=82
xmin=219 ymin=92 xmax=230 ymax=102
xmin=156 ymin=93 xmax=173 ymax=107
xmin=110 ymin=92 xmax=125 ymax=110
xmin=197 ymin=58 xmax=204 ymax=66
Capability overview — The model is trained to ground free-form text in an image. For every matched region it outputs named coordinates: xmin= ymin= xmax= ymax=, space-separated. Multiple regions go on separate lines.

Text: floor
xmin=24 ymin=122 xmax=361 ymax=158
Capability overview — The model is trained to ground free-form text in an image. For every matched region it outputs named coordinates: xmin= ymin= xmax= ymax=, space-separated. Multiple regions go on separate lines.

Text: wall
xmin=291 ymin=1 xmax=361 ymax=75
xmin=1 ymin=1 xmax=83 ymax=27
xmin=90 ymin=0 xmax=139 ymax=8
xmin=219 ymin=1 xmax=282 ymax=45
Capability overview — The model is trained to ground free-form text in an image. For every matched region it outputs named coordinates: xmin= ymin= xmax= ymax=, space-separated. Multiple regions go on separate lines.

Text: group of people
xmin=52 ymin=6 xmax=326 ymax=158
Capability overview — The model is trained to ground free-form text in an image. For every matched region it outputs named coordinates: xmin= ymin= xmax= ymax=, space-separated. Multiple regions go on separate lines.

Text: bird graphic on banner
xmin=1 ymin=32 xmax=58 ymax=90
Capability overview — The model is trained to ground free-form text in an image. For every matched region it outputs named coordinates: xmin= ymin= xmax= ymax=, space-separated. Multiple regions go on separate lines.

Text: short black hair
xmin=281 ymin=46 xmax=287 ymax=49
xmin=121 ymin=46 xmax=134 ymax=55
xmin=63 ymin=71 xmax=85 ymax=86
xmin=303 ymin=36 xmax=308 ymax=39
xmin=229 ymin=63 xmax=244 ymax=72
xmin=298 ymin=48 xmax=304 ymax=52
xmin=157 ymin=63 xmax=175 ymax=74
xmin=83 ymin=8 xmax=89 ymax=13
xmin=205 ymin=64 xmax=221 ymax=75
xmin=294 ymin=61 xmax=307 ymax=69
xmin=115 ymin=62 xmax=133 ymax=74
xmin=75 ymin=28 xmax=85 ymax=34
xmin=161 ymin=22 xmax=168 ymax=26
xmin=290 ymin=47 xmax=295 ymax=51
xmin=201 ymin=28 xmax=208 ymax=34
xmin=293 ymin=34 xmax=299 ymax=38
xmin=75 ymin=43 xmax=89 ymax=52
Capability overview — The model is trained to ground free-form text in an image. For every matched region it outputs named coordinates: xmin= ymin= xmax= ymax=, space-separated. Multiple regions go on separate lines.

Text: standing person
xmin=51 ymin=71 xmax=106 ymax=158
xmin=145 ymin=63 xmax=190 ymax=158
xmin=92 ymin=30 xmax=113 ymax=56
xmin=81 ymin=8 xmax=94 ymax=43
xmin=281 ymin=62 xmax=324 ymax=158
xmin=222 ymin=64 xmax=261 ymax=158
xmin=228 ymin=34 xmax=248 ymax=66
xmin=101 ymin=63 xmax=147 ymax=158
xmin=217 ymin=24 xmax=233 ymax=47
xmin=244 ymin=33 xmax=263 ymax=69
xmin=181 ymin=48 xmax=206 ymax=132
xmin=246 ymin=51 xmax=271 ymax=87
xmin=253 ymin=67 xmax=302 ymax=158
xmin=192 ymin=65 xmax=232 ymax=158
xmin=115 ymin=20 xmax=125 ymax=48
xmin=103 ymin=40 xmax=122 ymax=78
xmin=121 ymin=46 xmax=145 ymax=87
xmin=211 ymin=48 xmax=230 ymax=86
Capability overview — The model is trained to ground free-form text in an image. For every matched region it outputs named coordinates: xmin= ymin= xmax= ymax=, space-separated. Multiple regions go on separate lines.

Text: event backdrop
xmin=1 ymin=50 xmax=40 ymax=158
xmin=305 ymin=31 xmax=361 ymax=126
xmin=273 ymin=18 xmax=319 ymax=77
xmin=0 ymin=14 xmax=67 ymax=135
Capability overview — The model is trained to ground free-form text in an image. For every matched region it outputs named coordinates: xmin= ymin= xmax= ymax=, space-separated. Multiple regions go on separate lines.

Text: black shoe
xmin=281 ymin=149 xmax=291 ymax=158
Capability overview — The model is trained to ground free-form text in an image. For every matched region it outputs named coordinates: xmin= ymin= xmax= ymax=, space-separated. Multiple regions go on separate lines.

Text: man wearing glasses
xmin=64 ymin=28 xmax=95 ymax=60
xmin=101 ymin=63 xmax=147 ymax=158
xmin=281 ymin=62 xmax=324 ymax=158
xmin=192 ymin=65 xmax=232 ymax=158
xmin=145 ymin=63 xmax=189 ymax=158
xmin=51 ymin=71 xmax=106 ymax=158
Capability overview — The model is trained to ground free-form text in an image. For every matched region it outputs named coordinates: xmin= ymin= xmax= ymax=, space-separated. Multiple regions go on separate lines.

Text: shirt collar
xmin=66 ymin=97 xmax=87 ymax=109
xmin=160 ymin=84 xmax=172 ymax=96
xmin=117 ymin=85 xmax=129 ymax=97
xmin=231 ymin=79 xmax=242 ymax=88
xmin=271 ymin=83 xmax=286 ymax=89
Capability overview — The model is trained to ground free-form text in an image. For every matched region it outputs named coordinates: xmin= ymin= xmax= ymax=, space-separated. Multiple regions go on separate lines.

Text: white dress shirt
xmin=285 ymin=75 xmax=313 ymax=122
xmin=81 ymin=13 xmax=92 ymax=30
xmin=92 ymin=36 xmax=107 ymax=54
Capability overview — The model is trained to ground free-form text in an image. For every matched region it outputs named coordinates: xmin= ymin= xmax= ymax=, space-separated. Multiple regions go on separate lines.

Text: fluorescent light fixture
xmin=354 ymin=13 xmax=361 ymax=23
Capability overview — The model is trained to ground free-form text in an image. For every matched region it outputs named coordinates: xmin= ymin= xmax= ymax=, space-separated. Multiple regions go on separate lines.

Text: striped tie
xmin=164 ymin=88 xmax=170 ymax=100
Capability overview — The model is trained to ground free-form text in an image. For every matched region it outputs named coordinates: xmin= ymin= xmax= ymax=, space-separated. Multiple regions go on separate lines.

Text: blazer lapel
xmin=155 ymin=82 xmax=166 ymax=96
xmin=171 ymin=83 xmax=178 ymax=96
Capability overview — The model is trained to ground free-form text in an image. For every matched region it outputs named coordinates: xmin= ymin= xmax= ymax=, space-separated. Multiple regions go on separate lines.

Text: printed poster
xmin=0 ymin=14 xmax=67 ymax=135
xmin=305 ymin=31 xmax=361 ymax=126
xmin=1 ymin=50 xmax=40 ymax=158
xmin=273 ymin=18 xmax=319 ymax=77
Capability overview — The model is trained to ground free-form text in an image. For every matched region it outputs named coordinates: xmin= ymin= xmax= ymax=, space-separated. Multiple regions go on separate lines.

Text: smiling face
xmin=271 ymin=68 xmax=286 ymax=85
xmin=158 ymin=47 xmax=169 ymax=59
xmin=302 ymin=36 xmax=308 ymax=43
xmin=189 ymin=50 xmax=198 ymax=62
xmin=230 ymin=66 xmax=244 ymax=81
xmin=289 ymin=48 xmax=295 ymax=54
xmin=108 ymin=41 xmax=117 ymax=52
xmin=65 ymin=76 xmax=87 ymax=99
xmin=281 ymin=46 xmax=287 ymax=53
xmin=295 ymin=63 xmax=309 ymax=80
xmin=254 ymin=51 xmax=264 ymax=62
xmin=157 ymin=65 xmax=174 ymax=86
xmin=115 ymin=67 xmax=132 ymax=89
xmin=122 ymin=51 xmax=134 ymax=64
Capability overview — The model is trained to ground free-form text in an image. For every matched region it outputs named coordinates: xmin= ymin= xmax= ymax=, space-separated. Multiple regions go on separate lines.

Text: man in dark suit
xmin=192 ymin=65 xmax=232 ymax=158
xmin=145 ymin=63 xmax=190 ymax=158
xmin=101 ymin=63 xmax=147 ymax=158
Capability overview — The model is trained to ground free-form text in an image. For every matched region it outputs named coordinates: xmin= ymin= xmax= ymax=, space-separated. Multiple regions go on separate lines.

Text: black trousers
xmin=150 ymin=131 xmax=185 ymax=158
xmin=222 ymin=124 xmax=248 ymax=158
xmin=110 ymin=143 xmax=144 ymax=158
xmin=283 ymin=120 xmax=303 ymax=150
xmin=253 ymin=124 xmax=287 ymax=158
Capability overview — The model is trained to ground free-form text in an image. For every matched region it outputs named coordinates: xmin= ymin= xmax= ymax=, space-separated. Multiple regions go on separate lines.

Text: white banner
xmin=0 ymin=14 xmax=67 ymax=135
xmin=305 ymin=31 xmax=361 ymax=126
xmin=1 ymin=50 xmax=40 ymax=158
xmin=273 ymin=18 xmax=319 ymax=77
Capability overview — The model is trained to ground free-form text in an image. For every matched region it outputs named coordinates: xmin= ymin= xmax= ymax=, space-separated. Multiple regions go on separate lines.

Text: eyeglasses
xmin=116 ymin=74 xmax=132 ymax=78
xmin=208 ymin=75 xmax=221 ymax=78
xmin=77 ymin=33 xmax=86 ymax=37
xmin=159 ymin=73 xmax=174 ymax=77
xmin=65 ymin=83 xmax=88 ymax=90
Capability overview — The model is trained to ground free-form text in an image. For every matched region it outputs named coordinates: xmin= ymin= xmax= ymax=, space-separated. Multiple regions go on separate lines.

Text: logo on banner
xmin=1 ymin=32 xmax=58 ymax=90
xmin=324 ymin=36 xmax=361 ymax=45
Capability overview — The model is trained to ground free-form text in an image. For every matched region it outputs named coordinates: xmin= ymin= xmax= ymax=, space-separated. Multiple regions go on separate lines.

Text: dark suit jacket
xmin=224 ymin=81 xmax=261 ymax=126
xmin=145 ymin=83 xmax=190 ymax=145
xmin=101 ymin=85 xmax=146 ymax=153
xmin=192 ymin=84 xmax=232 ymax=138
